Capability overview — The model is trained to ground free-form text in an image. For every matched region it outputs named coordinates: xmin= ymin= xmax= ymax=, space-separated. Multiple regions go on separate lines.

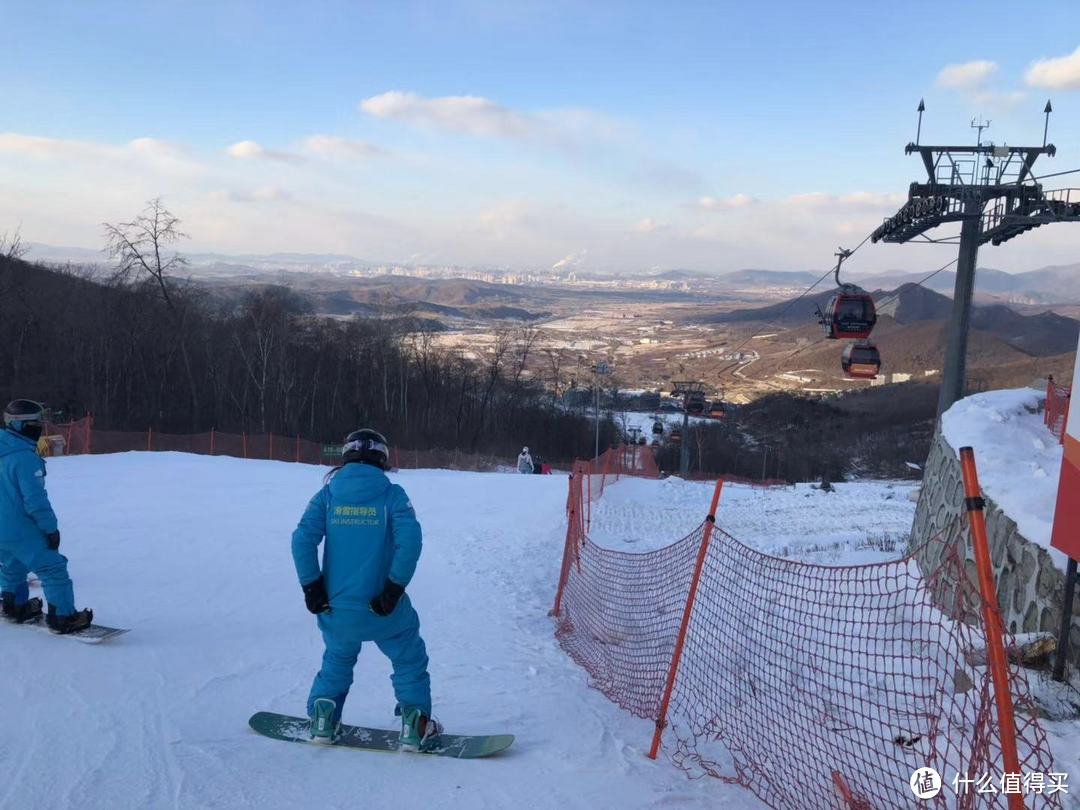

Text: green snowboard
xmin=248 ymin=711 xmax=514 ymax=759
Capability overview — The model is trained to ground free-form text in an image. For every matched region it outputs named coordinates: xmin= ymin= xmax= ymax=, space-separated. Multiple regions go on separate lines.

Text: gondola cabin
xmin=651 ymin=419 xmax=664 ymax=436
xmin=822 ymin=287 xmax=876 ymax=340
xmin=841 ymin=341 xmax=881 ymax=380
xmin=685 ymin=391 xmax=706 ymax=416
xmin=708 ymin=401 xmax=726 ymax=419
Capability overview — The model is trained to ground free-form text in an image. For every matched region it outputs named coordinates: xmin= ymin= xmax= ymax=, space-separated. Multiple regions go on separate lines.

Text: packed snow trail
xmin=0 ymin=453 xmax=759 ymax=810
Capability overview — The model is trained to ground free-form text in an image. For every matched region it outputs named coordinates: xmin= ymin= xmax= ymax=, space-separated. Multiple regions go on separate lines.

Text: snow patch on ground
xmin=587 ymin=476 xmax=917 ymax=565
xmin=1 ymin=452 xmax=760 ymax=810
xmin=941 ymin=388 xmax=1067 ymax=570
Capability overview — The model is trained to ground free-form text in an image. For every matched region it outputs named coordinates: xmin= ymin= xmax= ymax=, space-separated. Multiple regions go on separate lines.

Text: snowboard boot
xmin=1 ymin=592 xmax=43 ymax=624
xmin=400 ymin=707 xmax=441 ymax=752
xmin=310 ymin=698 xmax=340 ymax=744
xmin=45 ymin=604 xmax=93 ymax=634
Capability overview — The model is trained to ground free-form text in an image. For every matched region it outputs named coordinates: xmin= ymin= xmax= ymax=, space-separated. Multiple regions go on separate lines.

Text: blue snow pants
xmin=0 ymin=537 xmax=76 ymax=615
xmin=306 ymin=598 xmax=431 ymax=724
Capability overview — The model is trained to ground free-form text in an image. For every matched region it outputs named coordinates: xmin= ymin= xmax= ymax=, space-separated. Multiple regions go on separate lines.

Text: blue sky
xmin=2 ymin=1 xmax=1079 ymax=274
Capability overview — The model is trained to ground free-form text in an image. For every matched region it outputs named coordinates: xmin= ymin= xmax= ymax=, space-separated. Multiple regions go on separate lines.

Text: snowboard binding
xmin=310 ymin=698 xmax=341 ymax=744
xmin=400 ymin=707 xmax=441 ymax=753
xmin=45 ymin=605 xmax=94 ymax=635
xmin=1 ymin=592 xmax=43 ymax=624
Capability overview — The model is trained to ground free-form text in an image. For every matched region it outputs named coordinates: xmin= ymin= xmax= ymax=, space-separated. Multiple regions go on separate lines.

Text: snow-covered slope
xmin=0 ymin=453 xmax=759 ymax=810
xmin=4 ymin=452 xmax=1074 ymax=809
xmin=941 ymin=388 xmax=1066 ymax=569
xmin=587 ymin=476 xmax=917 ymax=563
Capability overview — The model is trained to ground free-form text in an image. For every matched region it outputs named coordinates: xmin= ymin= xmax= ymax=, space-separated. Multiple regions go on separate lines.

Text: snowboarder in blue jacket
xmin=292 ymin=428 xmax=439 ymax=749
xmin=0 ymin=399 xmax=93 ymax=633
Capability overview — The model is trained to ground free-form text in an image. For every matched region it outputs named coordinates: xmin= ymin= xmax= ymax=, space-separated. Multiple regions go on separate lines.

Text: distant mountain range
xmin=862 ymin=263 xmax=1080 ymax=304
xmin=24 ymin=241 xmax=1080 ymax=302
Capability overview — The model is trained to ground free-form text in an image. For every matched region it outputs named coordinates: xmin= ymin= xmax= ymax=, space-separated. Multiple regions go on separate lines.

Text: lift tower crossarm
xmin=876 ymin=110 xmax=1080 ymax=417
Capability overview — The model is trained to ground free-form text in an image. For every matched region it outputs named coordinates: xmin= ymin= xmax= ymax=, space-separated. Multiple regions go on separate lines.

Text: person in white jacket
xmin=516 ymin=447 xmax=534 ymax=474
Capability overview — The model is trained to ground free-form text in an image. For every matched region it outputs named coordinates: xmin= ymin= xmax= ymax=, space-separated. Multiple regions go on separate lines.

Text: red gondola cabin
xmin=842 ymin=341 xmax=881 ymax=379
xmin=822 ymin=287 xmax=877 ymax=340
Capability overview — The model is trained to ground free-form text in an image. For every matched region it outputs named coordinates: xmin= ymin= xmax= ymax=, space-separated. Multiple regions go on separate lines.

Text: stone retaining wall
xmin=910 ymin=430 xmax=1080 ymax=669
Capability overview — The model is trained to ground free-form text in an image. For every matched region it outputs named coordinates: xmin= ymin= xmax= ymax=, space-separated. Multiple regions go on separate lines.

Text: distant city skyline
xmin=3 ymin=2 xmax=1080 ymax=274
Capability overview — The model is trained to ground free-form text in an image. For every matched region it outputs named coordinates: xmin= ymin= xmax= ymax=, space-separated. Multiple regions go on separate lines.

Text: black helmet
xmin=342 ymin=428 xmax=390 ymax=470
xmin=4 ymin=399 xmax=45 ymax=441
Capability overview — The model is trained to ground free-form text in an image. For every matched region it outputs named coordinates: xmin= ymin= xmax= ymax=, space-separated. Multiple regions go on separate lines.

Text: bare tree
xmin=543 ymin=347 xmax=566 ymax=405
xmin=0 ymin=227 xmax=26 ymax=260
xmin=104 ymin=198 xmax=188 ymax=312
xmin=104 ymin=199 xmax=201 ymax=425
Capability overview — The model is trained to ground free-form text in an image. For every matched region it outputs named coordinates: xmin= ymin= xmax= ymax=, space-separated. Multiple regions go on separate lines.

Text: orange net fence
xmin=552 ymin=454 xmax=1060 ymax=808
xmin=1045 ymin=378 xmax=1071 ymax=445
xmin=42 ymin=415 xmax=529 ymax=472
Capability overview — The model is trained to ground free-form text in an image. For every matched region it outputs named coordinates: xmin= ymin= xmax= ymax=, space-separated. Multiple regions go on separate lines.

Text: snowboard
xmin=248 ymin=711 xmax=514 ymax=759
xmin=5 ymin=615 xmax=129 ymax=643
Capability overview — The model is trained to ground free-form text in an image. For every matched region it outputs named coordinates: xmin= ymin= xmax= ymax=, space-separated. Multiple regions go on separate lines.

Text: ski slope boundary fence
xmin=1045 ymin=377 xmax=1071 ymax=445
xmin=551 ymin=448 xmax=1060 ymax=809
xmin=41 ymin=415 xmax=514 ymax=472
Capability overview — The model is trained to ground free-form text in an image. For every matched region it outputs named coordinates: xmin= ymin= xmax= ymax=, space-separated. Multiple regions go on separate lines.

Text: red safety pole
xmin=210 ymin=428 xmax=215 ymax=456
xmin=295 ymin=434 xmax=300 ymax=463
xmin=85 ymin=412 xmax=92 ymax=455
xmin=147 ymin=428 xmax=152 ymax=451
xmin=958 ymin=447 xmax=1023 ymax=810
xmin=269 ymin=432 xmax=273 ymax=460
xmin=243 ymin=432 xmax=247 ymax=459
xmin=648 ymin=478 xmax=724 ymax=760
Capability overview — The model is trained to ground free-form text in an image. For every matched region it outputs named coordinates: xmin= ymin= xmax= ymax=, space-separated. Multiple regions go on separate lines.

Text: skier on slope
xmin=0 ymin=400 xmax=93 ymax=633
xmin=291 ymin=428 xmax=439 ymax=750
xmin=517 ymin=446 xmax=534 ymax=474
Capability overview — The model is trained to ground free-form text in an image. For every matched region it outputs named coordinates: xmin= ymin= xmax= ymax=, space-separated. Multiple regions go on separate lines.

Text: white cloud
xmin=1025 ymin=46 xmax=1080 ymax=90
xmin=0 ymin=133 xmax=203 ymax=175
xmin=633 ymin=218 xmax=665 ymax=233
xmin=358 ymin=90 xmax=625 ymax=155
xmin=361 ymin=91 xmax=536 ymax=140
xmin=697 ymin=194 xmax=756 ymax=211
xmin=936 ymin=60 xmax=998 ymax=89
xmin=302 ymin=135 xmax=386 ymax=159
xmin=225 ymin=140 xmax=300 ymax=162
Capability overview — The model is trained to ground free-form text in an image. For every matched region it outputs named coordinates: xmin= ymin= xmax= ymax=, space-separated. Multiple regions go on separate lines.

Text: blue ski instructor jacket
xmin=292 ymin=463 xmax=422 ymax=616
xmin=0 ymin=429 xmax=59 ymax=551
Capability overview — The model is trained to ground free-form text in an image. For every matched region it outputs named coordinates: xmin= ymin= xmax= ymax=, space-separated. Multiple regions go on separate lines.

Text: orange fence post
xmin=648 ymin=478 xmax=724 ymax=760
xmin=552 ymin=467 xmax=584 ymax=616
xmin=147 ymin=428 xmax=152 ymax=451
xmin=958 ymin=447 xmax=1023 ymax=809
xmin=1062 ymin=393 xmax=1071 ymax=447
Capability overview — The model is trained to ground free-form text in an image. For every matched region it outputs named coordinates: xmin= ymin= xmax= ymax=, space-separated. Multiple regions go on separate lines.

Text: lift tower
xmin=672 ymin=381 xmax=706 ymax=475
xmin=871 ymin=102 xmax=1080 ymax=416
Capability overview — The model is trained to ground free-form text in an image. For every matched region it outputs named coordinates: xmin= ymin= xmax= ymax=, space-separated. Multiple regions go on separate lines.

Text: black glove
xmin=45 ymin=531 xmax=60 ymax=551
xmin=302 ymin=576 xmax=330 ymax=614
xmin=369 ymin=579 xmax=405 ymax=617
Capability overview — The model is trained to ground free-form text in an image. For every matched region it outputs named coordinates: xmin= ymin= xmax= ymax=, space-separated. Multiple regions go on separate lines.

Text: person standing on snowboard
xmin=0 ymin=399 xmax=93 ymax=633
xmin=292 ymin=428 xmax=438 ymax=750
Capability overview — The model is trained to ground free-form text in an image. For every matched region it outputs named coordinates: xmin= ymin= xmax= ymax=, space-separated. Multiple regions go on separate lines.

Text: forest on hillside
xmin=0 ymin=241 xmax=613 ymax=463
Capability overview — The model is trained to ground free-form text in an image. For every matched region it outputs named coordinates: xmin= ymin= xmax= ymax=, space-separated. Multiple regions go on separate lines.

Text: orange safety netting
xmin=1045 ymin=379 xmax=1071 ymax=445
xmin=41 ymin=415 xmax=524 ymax=471
xmin=552 ymin=459 xmax=1060 ymax=809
